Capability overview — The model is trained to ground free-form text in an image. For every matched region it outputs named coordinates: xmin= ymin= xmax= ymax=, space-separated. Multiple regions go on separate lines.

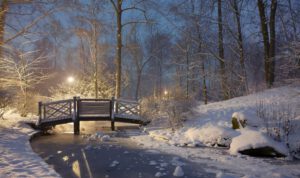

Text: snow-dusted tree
xmin=0 ymin=44 xmax=49 ymax=116
xmin=276 ymin=41 xmax=300 ymax=82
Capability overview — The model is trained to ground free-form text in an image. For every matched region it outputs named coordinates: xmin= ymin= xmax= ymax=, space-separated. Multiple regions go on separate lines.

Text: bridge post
xmin=111 ymin=97 xmax=115 ymax=131
xmin=38 ymin=101 xmax=42 ymax=125
xmin=74 ymin=97 xmax=80 ymax=135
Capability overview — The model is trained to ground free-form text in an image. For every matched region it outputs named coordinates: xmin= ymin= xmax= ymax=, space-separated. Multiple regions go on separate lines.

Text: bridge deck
xmin=37 ymin=97 xmax=149 ymax=133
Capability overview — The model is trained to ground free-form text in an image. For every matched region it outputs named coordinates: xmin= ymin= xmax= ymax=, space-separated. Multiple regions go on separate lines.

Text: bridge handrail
xmin=42 ymin=99 xmax=73 ymax=106
xmin=78 ymin=98 xmax=111 ymax=102
xmin=38 ymin=99 xmax=73 ymax=125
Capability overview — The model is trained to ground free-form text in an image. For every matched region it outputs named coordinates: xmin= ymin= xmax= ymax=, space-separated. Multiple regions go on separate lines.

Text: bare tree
xmin=229 ymin=0 xmax=248 ymax=93
xmin=109 ymin=0 xmax=148 ymax=99
xmin=217 ymin=0 xmax=230 ymax=99
xmin=0 ymin=44 xmax=49 ymax=116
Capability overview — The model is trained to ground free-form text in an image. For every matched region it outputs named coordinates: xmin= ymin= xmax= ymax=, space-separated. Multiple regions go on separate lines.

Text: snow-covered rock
xmin=232 ymin=112 xmax=247 ymax=129
xmin=185 ymin=123 xmax=238 ymax=147
xmin=229 ymin=129 xmax=289 ymax=156
xmin=173 ymin=166 xmax=184 ymax=177
xmin=101 ymin=135 xmax=111 ymax=142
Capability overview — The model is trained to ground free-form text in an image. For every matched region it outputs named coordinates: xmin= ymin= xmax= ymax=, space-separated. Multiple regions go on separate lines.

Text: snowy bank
xmin=146 ymin=85 xmax=300 ymax=150
xmin=0 ymin=110 xmax=60 ymax=178
xmin=130 ymin=85 xmax=300 ymax=177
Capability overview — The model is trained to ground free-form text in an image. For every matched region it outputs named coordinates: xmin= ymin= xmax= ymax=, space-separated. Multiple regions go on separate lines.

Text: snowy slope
xmin=130 ymin=85 xmax=300 ymax=177
xmin=146 ymin=85 xmax=300 ymax=147
xmin=0 ymin=110 xmax=60 ymax=178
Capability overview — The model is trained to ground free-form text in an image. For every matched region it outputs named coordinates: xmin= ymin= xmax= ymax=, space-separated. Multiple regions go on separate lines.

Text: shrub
xmin=256 ymin=100 xmax=297 ymax=153
xmin=141 ymin=96 xmax=195 ymax=130
xmin=0 ymin=91 xmax=11 ymax=119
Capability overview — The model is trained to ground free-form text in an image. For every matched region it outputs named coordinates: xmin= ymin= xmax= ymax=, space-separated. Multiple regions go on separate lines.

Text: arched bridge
xmin=37 ymin=97 xmax=149 ymax=134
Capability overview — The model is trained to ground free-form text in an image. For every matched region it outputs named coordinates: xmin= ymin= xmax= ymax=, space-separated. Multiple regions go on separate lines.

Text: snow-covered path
xmin=0 ymin=111 xmax=60 ymax=178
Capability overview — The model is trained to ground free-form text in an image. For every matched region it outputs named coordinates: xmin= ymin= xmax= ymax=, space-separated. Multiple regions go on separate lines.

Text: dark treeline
xmin=0 ymin=0 xmax=299 ymax=116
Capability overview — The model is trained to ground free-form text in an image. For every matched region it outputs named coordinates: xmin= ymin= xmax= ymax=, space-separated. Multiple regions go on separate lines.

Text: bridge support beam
xmin=74 ymin=96 xmax=80 ymax=135
xmin=111 ymin=121 xmax=115 ymax=131
xmin=74 ymin=119 xmax=80 ymax=135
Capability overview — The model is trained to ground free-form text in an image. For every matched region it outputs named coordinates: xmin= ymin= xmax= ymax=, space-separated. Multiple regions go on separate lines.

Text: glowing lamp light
xmin=164 ymin=90 xmax=168 ymax=95
xmin=67 ymin=76 xmax=75 ymax=84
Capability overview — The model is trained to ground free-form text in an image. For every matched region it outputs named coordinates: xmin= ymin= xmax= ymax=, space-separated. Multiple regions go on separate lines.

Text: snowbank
xmin=0 ymin=109 xmax=60 ymax=178
xmin=229 ymin=129 xmax=289 ymax=156
xmin=185 ymin=124 xmax=238 ymax=147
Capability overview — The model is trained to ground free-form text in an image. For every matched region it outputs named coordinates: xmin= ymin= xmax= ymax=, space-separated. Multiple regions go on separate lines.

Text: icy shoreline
xmin=0 ymin=112 xmax=60 ymax=178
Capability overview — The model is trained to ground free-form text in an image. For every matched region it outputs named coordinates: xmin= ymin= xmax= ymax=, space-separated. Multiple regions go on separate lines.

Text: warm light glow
xmin=164 ymin=90 xmax=168 ymax=95
xmin=67 ymin=76 xmax=75 ymax=83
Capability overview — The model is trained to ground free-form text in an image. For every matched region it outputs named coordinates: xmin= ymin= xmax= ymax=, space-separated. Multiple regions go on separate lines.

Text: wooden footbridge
xmin=37 ymin=97 xmax=148 ymax=134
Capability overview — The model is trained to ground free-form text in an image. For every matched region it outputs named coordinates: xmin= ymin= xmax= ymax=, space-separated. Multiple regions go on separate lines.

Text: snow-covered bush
xmin=0 ymin=91 xmax=11 ymax=119
xmin=185 ymin=124 xmax=238 ymax=147
xmin=256 ymin=100 xmax=297 ymax=153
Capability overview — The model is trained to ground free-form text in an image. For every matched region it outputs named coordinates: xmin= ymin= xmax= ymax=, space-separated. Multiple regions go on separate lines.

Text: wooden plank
xmin=78 ymin=101 xmax=111 ymax=116
xmin=79 ymin=98 xmax=111 ymax=102
xmin=39 ymin=118 xmax=73 ymax=127
xmin=79 ymin=116 xmax=111 ymax=121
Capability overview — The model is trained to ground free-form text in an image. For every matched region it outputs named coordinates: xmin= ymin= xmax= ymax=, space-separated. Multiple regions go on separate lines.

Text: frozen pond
xmin=30 ymin=130 xmax=215 ymax=178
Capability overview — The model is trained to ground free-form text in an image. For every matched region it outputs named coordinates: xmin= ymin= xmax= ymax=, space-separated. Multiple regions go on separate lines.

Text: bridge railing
xmin=38 ymin=99 xmax=74 ymax=125
xmin=114 ymin=98 xmax=140 ymax=119
xmin=38 ymin=97 xmax=146 ymax=133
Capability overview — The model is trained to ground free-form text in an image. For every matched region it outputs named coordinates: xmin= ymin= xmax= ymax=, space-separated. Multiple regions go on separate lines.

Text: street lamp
xmin=164 ymin=90 xmax=168 ymax=96
xmin=67 ymin=76 xmax=75 ymax=84
xmin=66 ymin=76 xmax=75 ymax=98
xmin=164 ymin=89 xmax=169 ymax=100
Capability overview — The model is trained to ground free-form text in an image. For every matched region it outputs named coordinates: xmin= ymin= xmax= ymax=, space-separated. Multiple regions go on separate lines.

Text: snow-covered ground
xmin=0 ymin=85 xmax=300 ymax=178
xmin=129 ymin=84 xmax=300 ymax=178
xmin=0 ymin=110 xmax=60 ymax=178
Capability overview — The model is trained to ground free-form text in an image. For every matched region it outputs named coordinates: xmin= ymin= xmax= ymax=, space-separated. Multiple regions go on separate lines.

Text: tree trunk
xmin=269 ymin=0 xmax=277 ymax=86
xmin=257 ymin=0 xmax=276 ymax=88
xmin=232 ymin=0 xmax=248 ymax=94
xmin=93 ymin=21 xmax=98 ymax=98
xmin=0 ymin=0 xmax=8 ymax=58
xmin=218 ymin=0 xmax=229 ymax=100
xmin=201 ymin=59 xmax=208 ymax=104
xmin=287 ymin=0 xmax=297 ymax=40
xmin=115 ymin=0 xmax=122 ymax=99
xmin=135 ymin=70 xmax=141 ymax=100
xmin=186 ymin=48 xmax=189 ymax=99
